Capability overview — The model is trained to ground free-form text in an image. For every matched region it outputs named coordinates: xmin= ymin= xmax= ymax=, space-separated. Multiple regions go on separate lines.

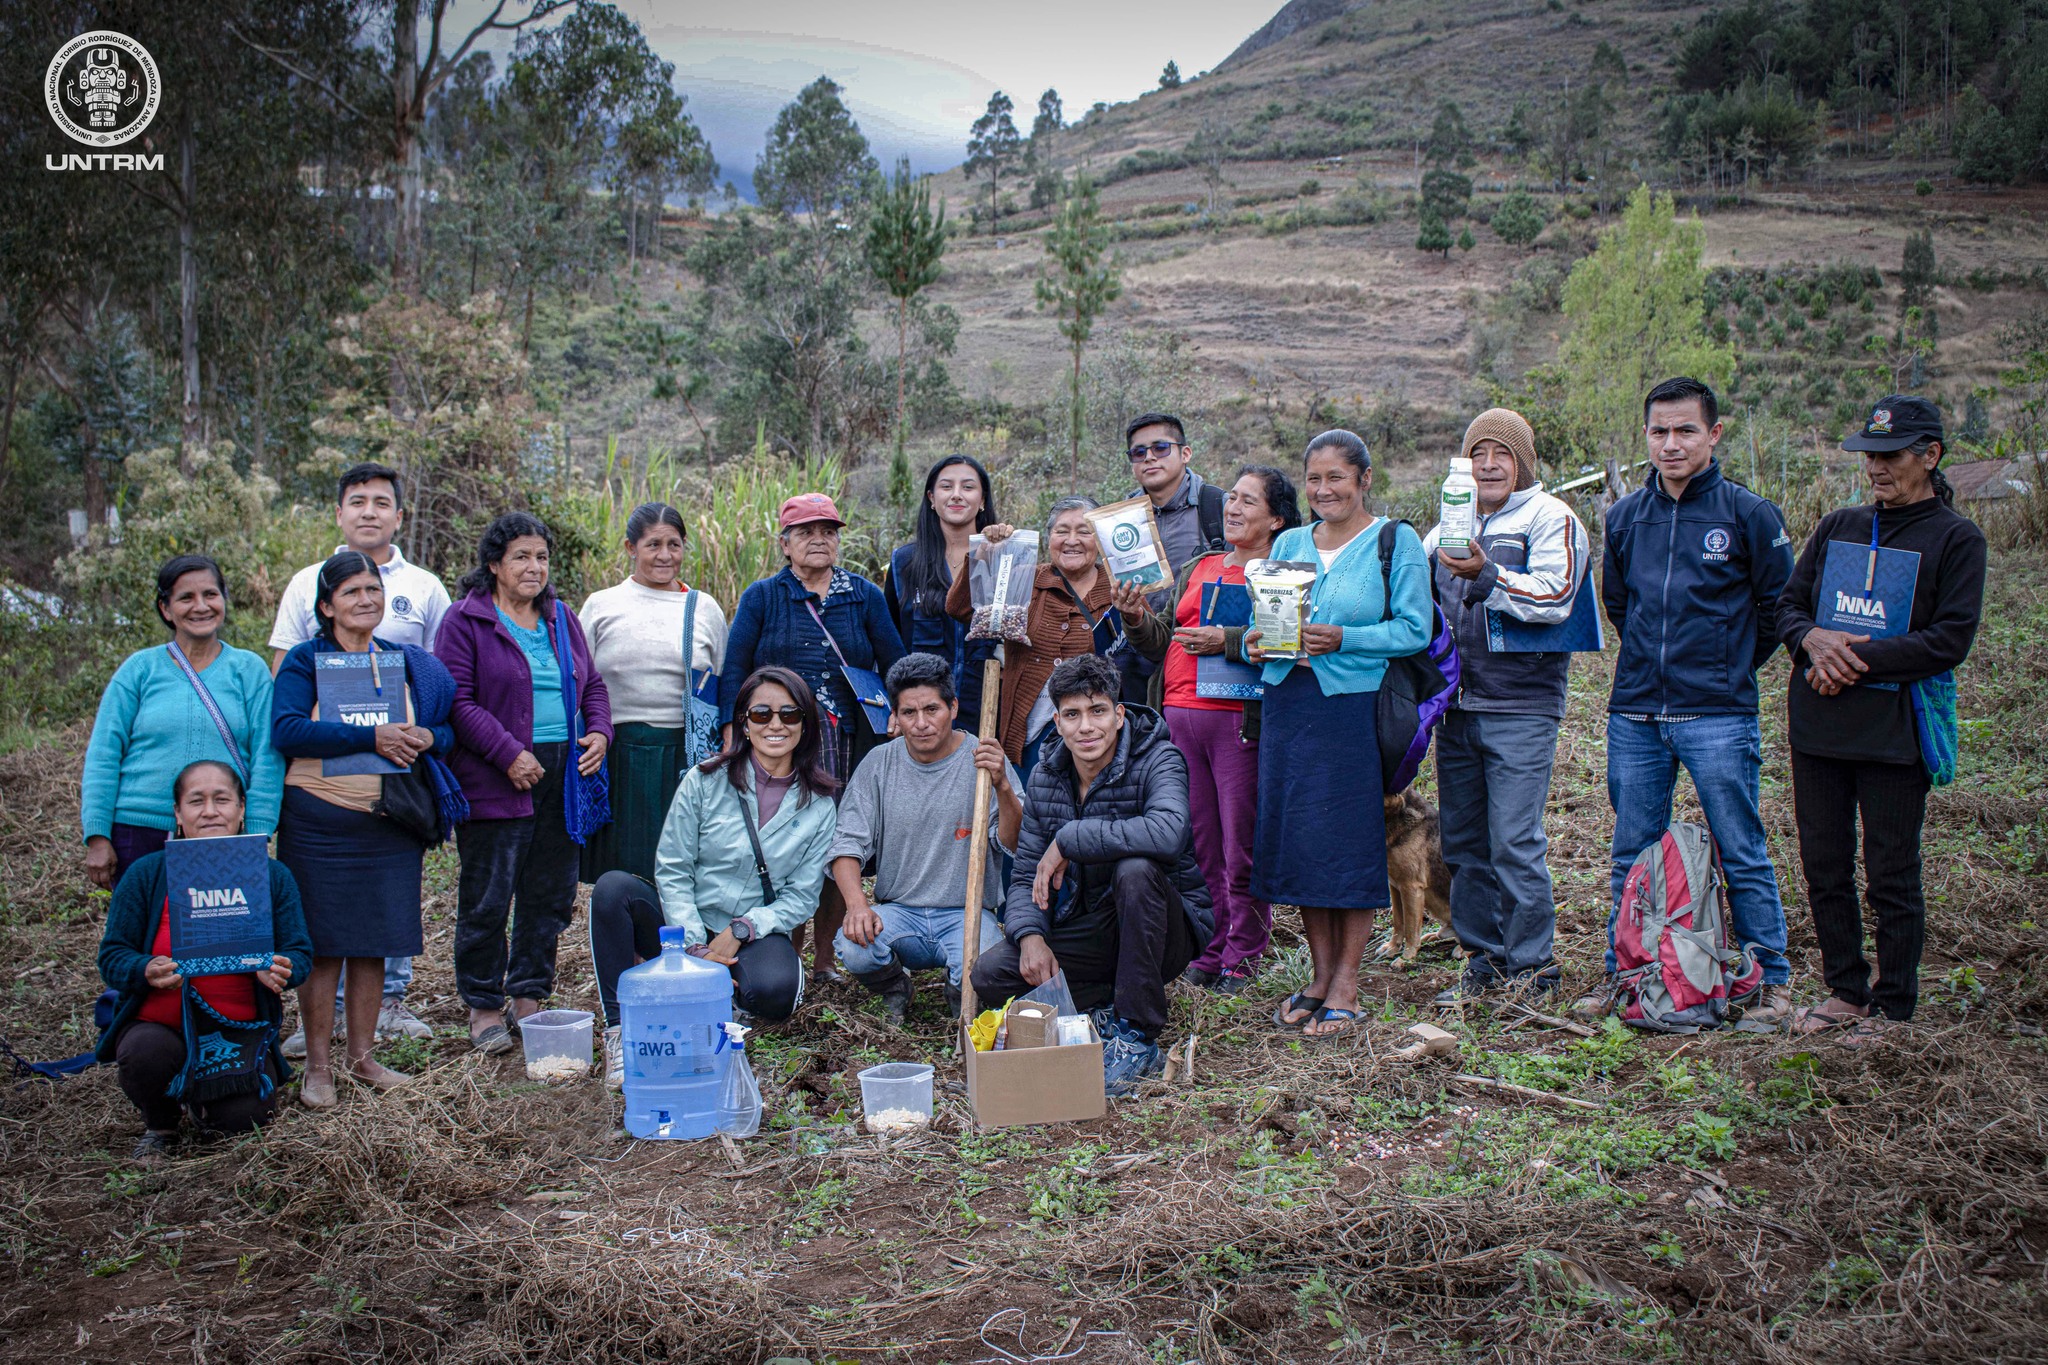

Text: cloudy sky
xmin=462 ymin=0 xmax=1269 ymax=197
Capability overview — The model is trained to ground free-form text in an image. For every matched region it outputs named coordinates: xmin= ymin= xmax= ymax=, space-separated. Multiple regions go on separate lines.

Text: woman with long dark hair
xmin=1127 ymin=465 xmax=1303 ymax=994
xmin=883 ymin=455 xmax=1000 ymax=732
xmin=83 ymin=555 xmax=284 ymax=889
xmin=1247 ymin=431 xmax=1431 ymax=1037
xmin=435 ymin=512 xmax=612 ymax=1056
xmin=1779 ymin=396 xmax=1987 ymax=1043
xmin=271 ymin=551 xmax=465 ymax=1106
xmin=579 ymin=502 xmax=728 ymax=884
xmin=587 ymin=666 xmax=838 ymax=1083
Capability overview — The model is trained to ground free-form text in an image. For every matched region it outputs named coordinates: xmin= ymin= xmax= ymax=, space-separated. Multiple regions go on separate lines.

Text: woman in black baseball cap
xmin=1775 ymin=394 xmax=1986 ymax=1042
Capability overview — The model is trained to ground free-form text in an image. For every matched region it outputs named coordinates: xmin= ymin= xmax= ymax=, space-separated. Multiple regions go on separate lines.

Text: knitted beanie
xmin=1461 ymin=408 xmax=1538 ymax=490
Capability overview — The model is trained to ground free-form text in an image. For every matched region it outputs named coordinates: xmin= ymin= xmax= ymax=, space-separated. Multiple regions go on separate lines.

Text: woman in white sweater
xmin=578 ymin=503 xmax=728 ymax=884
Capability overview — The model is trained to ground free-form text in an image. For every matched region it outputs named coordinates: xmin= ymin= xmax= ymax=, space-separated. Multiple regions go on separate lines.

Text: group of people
xmin=85 ymin=381 xmax=1986 ymax=1162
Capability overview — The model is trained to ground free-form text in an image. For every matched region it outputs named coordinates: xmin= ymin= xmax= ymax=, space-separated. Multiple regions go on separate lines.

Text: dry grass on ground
xmin=1 ymin=557 xmax=2044 ymax=1362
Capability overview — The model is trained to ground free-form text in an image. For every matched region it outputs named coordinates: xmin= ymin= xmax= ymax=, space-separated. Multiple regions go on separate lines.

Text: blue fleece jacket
xmin=1601 ymin=461 xmax=1795 ymax=716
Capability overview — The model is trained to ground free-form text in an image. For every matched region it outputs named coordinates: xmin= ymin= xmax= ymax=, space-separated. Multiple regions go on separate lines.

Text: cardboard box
xmin=961 ymin=1016 xmax=1105 ymax=1129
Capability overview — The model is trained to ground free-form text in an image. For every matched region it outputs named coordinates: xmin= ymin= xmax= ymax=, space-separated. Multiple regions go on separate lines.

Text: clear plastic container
xmin=858 ymin=1061 xmax=934 ymax=1133
xmin=620 ymin=927 xmax=733 ymax=1139
xmin=521 ymin=1008 xmax=594 ymax=1081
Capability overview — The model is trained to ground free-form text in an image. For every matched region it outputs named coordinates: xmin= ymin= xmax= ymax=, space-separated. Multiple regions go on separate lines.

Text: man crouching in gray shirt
xmin=831 ymin=653 xmax=1023 ymax=1023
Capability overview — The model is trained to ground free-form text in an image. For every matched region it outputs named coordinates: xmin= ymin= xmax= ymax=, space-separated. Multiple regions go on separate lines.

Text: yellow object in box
xmin=969 ymin=1006 xmax=1004 ymax=1053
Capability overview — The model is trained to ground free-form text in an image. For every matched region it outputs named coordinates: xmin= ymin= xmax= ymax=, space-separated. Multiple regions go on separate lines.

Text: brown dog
xmin=1382 ymin=790 xmax=1453 ymax=962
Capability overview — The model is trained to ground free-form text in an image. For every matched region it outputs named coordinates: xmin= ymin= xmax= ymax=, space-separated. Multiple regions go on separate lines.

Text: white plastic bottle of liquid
xmin=1439 ymin=456 xmax=1477 ymax=556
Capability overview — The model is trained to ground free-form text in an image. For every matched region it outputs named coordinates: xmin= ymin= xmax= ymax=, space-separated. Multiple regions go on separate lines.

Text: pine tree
xmin=1035 ymin=175 xmax=1122 ymax=482
xmin=1417 ymin=208 xmax=1452 ymax=256
xmin=1457 ymin=227 xmax=1476 ymax=253
xmin=1427 ymin=101 xmax=1474 ymax=169
xmin=966 ymin=91 xmax=1021 ymax=228
xmin=1159 ymin=61 xmax=1182 ymax=89
xmin=867 ymin=156 xmax=947 ymax=512
xmin=1491 ymin=189 xmax=1545 ymax=247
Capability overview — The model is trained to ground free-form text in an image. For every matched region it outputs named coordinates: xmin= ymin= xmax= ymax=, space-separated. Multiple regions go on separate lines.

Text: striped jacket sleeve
xmin=1481 ymin=494 xmax=1589 ymax=626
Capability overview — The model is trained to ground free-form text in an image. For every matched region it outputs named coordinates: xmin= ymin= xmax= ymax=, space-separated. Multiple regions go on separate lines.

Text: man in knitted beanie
xmin=1421 ymin=406 xmax=1592 ymax=1004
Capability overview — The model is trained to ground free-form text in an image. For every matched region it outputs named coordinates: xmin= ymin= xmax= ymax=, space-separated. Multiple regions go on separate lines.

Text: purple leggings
xmin=1166 ymin=705 xmax=1269 ymax=975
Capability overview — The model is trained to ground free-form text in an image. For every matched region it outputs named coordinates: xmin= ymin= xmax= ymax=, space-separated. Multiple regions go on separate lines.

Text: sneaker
xmin=602 ymin=1026 xmax=623 ymax=1091
xmin=1569 ymin=977 xmax=1617 ymax=1023
xmin=1180 ymin=964 xmax=1220 ymax=989
xmin=1213 ymin=970 xmax=1253 ymax=997
xmin=376 ymin=998 xmax=433 ymax=1040
xmin=1101 ymin=1022 xmax=1164 ymax=1097
xmin=130 ymin=1130 xmax=176 ymax=1167
xmin=1733 ymin=983 xmax=1794 ymax=1032
xmin=1433 ymin=976 xmax=1497 ymax=1008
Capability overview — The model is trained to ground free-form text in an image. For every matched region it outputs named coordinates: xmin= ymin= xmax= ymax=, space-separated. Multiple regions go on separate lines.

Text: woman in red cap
xmin=1777 ymin=396 xmax=1986 ymax=1043
xmin=718 ymin=493 xmax=905 ymax=984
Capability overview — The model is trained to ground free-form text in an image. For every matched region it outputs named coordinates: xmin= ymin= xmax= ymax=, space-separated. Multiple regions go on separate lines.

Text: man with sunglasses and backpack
xmin=1119 ymin=414 xmax=1227 ymax=702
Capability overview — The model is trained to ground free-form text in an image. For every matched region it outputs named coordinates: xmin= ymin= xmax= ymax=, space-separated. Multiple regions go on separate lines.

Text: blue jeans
xmin=333 ymin=956 xmax=412 ymax=1010
xmin=1605 ymin=714 xmax=1788 ymax=984
xmin=1437 ymin=711 xmax=1560 ymax=984
xmin=835 ymin=903 xmax=1000 ymax=988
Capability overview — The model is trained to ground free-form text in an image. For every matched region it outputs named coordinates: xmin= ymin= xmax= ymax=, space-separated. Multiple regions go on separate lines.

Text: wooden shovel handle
xmin=959 ymin=657 xmax=1003 ymax=1032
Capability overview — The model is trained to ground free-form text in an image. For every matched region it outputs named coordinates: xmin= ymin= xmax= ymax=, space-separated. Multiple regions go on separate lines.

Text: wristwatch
xmin=728 ymin=917 xmax=755 ymax=945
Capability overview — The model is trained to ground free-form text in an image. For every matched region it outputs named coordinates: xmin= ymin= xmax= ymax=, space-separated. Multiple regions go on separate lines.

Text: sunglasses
xmin=745 ymin=704 xmax=806 ymax=726
xmin=1126 ymin=439 xmax=1181 ymax=462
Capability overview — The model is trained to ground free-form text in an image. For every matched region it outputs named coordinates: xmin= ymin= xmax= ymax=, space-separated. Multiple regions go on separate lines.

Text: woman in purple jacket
xmin=435 ymin=513 xmax=612 ymax=1055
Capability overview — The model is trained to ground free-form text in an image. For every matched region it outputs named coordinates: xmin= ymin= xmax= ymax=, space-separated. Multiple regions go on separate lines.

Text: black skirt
xmin=1250 ymin=670 xmax=1389 ymax=910
xmin=580 ymin=722 xmax=688 ymax=885
xmin=276 ymin=787 xmax=425 ymax=958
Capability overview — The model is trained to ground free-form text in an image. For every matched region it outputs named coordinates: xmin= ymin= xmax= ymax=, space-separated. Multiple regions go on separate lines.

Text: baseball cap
xmin=777 ymin=493 xmax=846 ymax=530
xmin=1843 ymin=395 xmax=1943 ymax=453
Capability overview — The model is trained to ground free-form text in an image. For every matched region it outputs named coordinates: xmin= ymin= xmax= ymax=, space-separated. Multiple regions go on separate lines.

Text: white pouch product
xmin=1244 ymin=559 xmax=1319 ymax=660
xmin=1085 ymin=496 xmax=1171 ymax=589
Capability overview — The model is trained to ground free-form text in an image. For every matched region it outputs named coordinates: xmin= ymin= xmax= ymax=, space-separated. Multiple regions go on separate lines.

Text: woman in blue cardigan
xmin=272 ymin=552 xmax=462 ymax=1107
xmin=1246 ymin=430 xmax=1431 ymax=1037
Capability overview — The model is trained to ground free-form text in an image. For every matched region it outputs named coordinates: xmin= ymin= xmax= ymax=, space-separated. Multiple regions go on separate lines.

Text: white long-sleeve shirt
xmin=578 ymin=579 xmax=728 ymax=727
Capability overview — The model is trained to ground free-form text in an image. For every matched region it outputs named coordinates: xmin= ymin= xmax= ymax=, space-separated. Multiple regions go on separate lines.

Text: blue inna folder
xmin=1485 ymin=572 xmax=1606 ymax=653
xmin=1815 ymin=516 xmax=1919 ymax=692
xmin=314 ymin=650 xmax=409 ymax=776
xmin=1195 ymin=580 xmax=1264 ymax=701
xmin=163 ymin=833 xmax=274 ymax=976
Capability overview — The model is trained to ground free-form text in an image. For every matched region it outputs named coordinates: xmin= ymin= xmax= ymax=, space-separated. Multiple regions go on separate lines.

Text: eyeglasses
xmin=745 ymin=705 xmax=806 ymax=726
xmin=1126 ymin=439 xmax=1181 ymax=462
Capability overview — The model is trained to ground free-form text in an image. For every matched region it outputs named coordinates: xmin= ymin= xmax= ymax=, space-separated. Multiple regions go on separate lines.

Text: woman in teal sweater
xmin=81 ymin=556 xmax=286 ymax=891
xmin=1246 ymin=430 xmax=1431 ymax=1036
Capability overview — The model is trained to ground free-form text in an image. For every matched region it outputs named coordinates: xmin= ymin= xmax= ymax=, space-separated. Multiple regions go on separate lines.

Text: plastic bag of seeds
xmin=966 ymin=529 xmax=1038 ymax=646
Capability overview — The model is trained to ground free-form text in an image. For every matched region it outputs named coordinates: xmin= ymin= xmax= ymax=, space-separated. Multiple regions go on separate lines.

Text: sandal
xmin=1304 ymin=1006 xmax=1360 ymax=1037
xmin=1272 ymin=993 xmax=1324 ymax=1030
xmin=1790 ymin=997 xmax=1868 ymax=1036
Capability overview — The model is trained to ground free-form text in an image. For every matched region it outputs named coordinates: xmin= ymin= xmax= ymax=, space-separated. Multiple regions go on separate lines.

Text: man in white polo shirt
xmin=271 ymin=461 xmax=451 ymax=1053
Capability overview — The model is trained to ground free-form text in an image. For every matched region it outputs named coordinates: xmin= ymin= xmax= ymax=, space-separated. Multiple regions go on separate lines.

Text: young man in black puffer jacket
xmin=971 ymin=654 xmax=1215 ymax=1094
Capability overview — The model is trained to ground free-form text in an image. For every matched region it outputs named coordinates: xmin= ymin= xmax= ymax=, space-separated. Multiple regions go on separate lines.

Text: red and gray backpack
xmin=1613 ymin=822 xmax=1763 ymax=1033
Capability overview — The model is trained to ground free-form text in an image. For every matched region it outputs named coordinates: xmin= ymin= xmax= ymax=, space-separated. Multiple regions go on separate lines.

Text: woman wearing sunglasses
xmin=585 ymin=667 xmax=838 ymax=1085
